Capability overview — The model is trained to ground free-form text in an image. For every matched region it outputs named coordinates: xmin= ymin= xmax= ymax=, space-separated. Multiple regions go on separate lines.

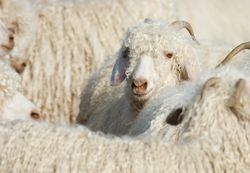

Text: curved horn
xmin=199 ymin=77 xmax=221 ymax=101
xmin=233 ymin=78 xmax=246 ymax=106
xmin=171 ymin=20 xmax=199 ymax=44
xmin=216 ymin=41 xmax=250 ymax=68
xmin=229 ymin=78 xmax=246 ymax=117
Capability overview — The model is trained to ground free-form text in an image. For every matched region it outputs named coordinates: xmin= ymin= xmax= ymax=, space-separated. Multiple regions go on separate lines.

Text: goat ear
xmin=180 ymin=47 xmax=201 ymax=81
xmin=110 ymin=50 xmax=128 ymax=86
xmin=182 ymin=64 xmax=199 ymax=81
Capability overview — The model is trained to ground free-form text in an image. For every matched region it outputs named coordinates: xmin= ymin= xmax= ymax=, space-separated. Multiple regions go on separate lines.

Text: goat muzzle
xmin=132 ymin=78 xmax=148 ymax=95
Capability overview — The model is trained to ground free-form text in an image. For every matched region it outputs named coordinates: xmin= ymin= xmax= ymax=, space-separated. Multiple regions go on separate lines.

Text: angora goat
xmin=0 ymin=74 xmax=250 ymax=172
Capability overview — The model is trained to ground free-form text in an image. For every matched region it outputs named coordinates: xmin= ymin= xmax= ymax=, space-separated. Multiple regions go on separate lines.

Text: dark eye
xmin=123 ymin=48 xmax=130 ymax=59
xmin=165 ymin=52 xmax=173 ymax=59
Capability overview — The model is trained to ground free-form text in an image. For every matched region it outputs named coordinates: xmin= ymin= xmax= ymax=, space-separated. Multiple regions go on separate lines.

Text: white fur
xmin=1 ymin=92 xmax=40 ymax=121
xmin=0 ymin=56 xmax=40 ymax=120
xmin=0 ymin=21 xmax=12 ymax=57
xmin=78 ymin=20 xmax=245 ymax=135
xmin=129 ymin=66 xmax=250 ymax=142
xmin=0 ymin=75 xmax=250 ymax=172
xmin=3 ymin=0 xmax=176 ymax=124
xmin=0 ymin=0 xmax=38 ymax=59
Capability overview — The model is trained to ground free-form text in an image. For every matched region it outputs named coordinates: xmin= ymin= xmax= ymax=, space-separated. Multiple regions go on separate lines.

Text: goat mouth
xmin=133 ymin=89 xmax=153 ymax=98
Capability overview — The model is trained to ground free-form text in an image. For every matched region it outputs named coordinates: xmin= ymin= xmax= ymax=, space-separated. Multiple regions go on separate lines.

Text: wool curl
xmin=0 ymin=0 xmax=38 ymax=59
xmin=122 ymin=20 xmax=201 ymax=82
xmin=0 ymin=73 xmax=250 ymax=172
xmin=0 ymin=60 xmax=21 ymax=99
xmin=14 ymin=0 xmax=176 ymax=124
xmin=0 ymin=59 xmax=21 ymax=117
xmin=77 ymin=20 xmax=202 ymax=135
xmin=130 ymin=67 xmax=250 ymax=144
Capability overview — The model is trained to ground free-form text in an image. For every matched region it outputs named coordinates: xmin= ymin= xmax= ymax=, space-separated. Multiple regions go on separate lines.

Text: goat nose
xmin=8 ymin=34 xmax=15 ymax=49
xmin=30 ymin=109 xmax=41 ymax=120
xmin=132 ymin=78 xmax=148 ymax=90
xmin=9 ymin=34 xmax=14 ymax=42
xmin=10 ymin=58 xmax=28 ymax=74
xmin=132 ymin=78 xmax=148 ymax=87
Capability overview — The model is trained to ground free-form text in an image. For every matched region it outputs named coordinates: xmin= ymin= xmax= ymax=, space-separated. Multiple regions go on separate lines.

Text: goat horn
xmin=171 ymin=20 xmax=199 ymax=44
xmin=199 ymin=77 xmax=221 ymax=101
xmin=216 ymin=41 xmax=250 ymax=68
xmin=233 ymin=78 xmax=246 ymax=105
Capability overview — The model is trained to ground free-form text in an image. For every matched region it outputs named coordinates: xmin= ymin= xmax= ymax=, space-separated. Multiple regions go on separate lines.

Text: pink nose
xmin=10 ymin=58 xmax=28 ymax=74
xmin=132 ymin=78 xmax=148 ymax=94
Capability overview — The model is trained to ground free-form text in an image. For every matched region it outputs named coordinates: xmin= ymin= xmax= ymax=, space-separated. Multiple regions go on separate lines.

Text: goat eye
xmin=123 ymin=48 xmax=130 ymax=59
xmin=165 ymin=52 xmax=173 ymax=59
